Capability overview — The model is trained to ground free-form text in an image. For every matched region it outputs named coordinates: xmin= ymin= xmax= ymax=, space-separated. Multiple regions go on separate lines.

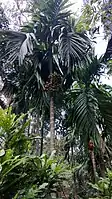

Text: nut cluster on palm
xmin=44 ymin=73 xmax=61 ymax=92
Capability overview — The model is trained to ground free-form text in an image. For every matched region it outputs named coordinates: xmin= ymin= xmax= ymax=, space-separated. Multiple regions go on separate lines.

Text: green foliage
xmin=78 ymin=0 xmax=112 ymax=37
xmin=0 ymin=107 xmax=31 ymax=154
xmin=89 ymin=169 xmax=112 ymax=199
xmin=76 ymin=4 xmax=95 ymax=32
xmin=0 ymin=150 xmax=69 ymax=199
xmin=0 ymin=107 xmax=70 ymax=199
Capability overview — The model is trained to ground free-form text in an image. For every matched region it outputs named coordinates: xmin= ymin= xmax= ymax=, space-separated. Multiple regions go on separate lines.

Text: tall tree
xmin=0 ymin=0 xmax=91 ymax=152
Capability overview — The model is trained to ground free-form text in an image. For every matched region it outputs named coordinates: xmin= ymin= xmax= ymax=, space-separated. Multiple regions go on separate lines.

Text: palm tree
xmin=65 ymin=56 xmax=112 ymax=178
xmin=0 ymin=0 xmax=91 ymax=152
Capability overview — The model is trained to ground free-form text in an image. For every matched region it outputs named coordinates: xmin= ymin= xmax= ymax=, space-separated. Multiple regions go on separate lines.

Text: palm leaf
xmin=76 ymin=56 xmax=106 ymax=85
xmin=95 ymin=86 xmax=112 ymax=133
xmin=72 ymin=89 xmax=99 ymax=141
xmin=59 ymin=29 xmax=91 ymax=72
xmin=0 ymin=30 xmax=38 ymax=65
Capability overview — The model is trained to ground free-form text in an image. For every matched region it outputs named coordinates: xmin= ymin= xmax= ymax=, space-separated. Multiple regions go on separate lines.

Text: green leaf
xmin=0 ymin=149 xmax=5 ymax=157
xmin=38 ymin=183 xmax=48 ymax=190
xmin=0 ymin=163 xmax=2 ymax=172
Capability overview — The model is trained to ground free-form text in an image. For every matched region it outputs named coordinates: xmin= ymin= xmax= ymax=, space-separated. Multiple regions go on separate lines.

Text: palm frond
xmin=59 ymin=29 xmax=91 ymax=72
xmin=31 ymin=0 xmax=72 ymax=45
xmin=95 ymin=86 xmax=112 ymax=133
xmin=38 ymin=0 xmax=72 ymax=18
xmin=69 ymin=88 xmax=99 ymax=145
xmin=75 ymin=90 xmax=98 ymax=132
xmin=0 ymin=30 xmax=38 ymax=65
xmin=76 ymin=56 xmax=106 ymax=85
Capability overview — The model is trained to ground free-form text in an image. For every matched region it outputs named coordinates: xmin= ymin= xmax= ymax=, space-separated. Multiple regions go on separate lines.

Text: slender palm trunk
xmin=30 ymin=112 xmax=39 ymax=155
xmin=50 ymin=95 xmax=55 ymax=152
xmin=40 ymin=113 xmax=44 ymax=156
xmin=73 ymin=173 xmax=78 ymax=199
xmin=40 ymin=124 xmax=43 ymax=156
xmin=35 ymin=113 xmax=39 ymax=155
xmin=90 ymin=150 xmax=97 ymax=182
xmin=71 ymin=144 xmax=74 ymax=166
xmin=99 ymin=137 xmax=106 ymax=177
xmin=49 ymin=45 xmax=55 ymax=152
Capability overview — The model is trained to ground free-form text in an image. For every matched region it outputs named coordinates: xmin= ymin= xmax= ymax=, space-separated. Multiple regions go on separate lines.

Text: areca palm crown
xmin=0 ymin=0 xmax=91 ymax=152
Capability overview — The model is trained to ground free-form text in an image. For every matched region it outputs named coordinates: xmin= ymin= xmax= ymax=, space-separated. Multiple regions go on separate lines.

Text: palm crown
xmin=0 ymin=0 xmax=92 ymax=151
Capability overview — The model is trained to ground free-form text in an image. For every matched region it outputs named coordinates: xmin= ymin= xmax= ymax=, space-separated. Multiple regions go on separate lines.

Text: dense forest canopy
xmin=0 ymin=0 xmax=112 ymax=198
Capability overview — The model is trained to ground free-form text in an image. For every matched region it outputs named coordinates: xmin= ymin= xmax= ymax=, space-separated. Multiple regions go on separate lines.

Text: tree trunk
xmin=40 ymin=114 xmax=44 ymax=156
xmin=73 ymin=172 xmax=78 ymax=199
xmin=99 ymin=135 xmax=106 ymax=177
xmin=49 ymin=44 xmax=55 ymax=152
xmin=90 ymin=150 xmax=97 ymax=182
xmin=35 ymin=113 xmax=39 ymax=155
xmin=31 ymin=112 xmax=40 ymax=155
xmin=50 ymin=95 xmax=55 ymax=152
xmin=71 ymin=144 xmax=74 ymax=166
